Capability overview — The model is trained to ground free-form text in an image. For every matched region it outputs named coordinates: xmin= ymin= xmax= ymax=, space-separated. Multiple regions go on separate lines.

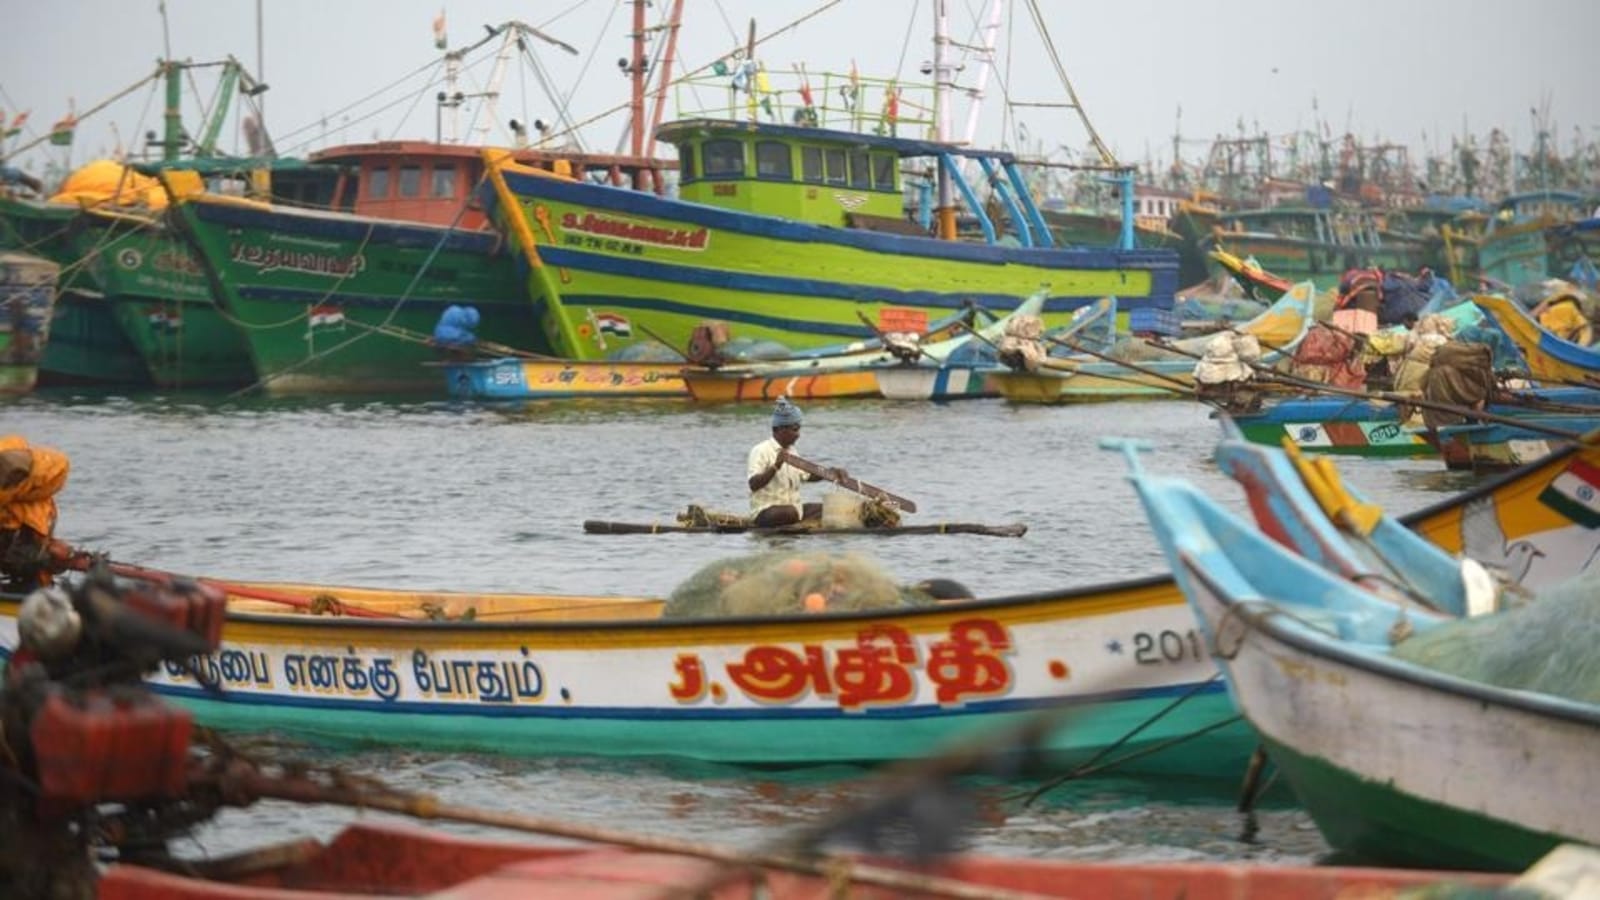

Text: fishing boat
xmin=477 ymin=25 xmax=1179 ymax=365
xmin=0 ymin=251 xmax=58 ymax=394
xmin=1 ymin=561 xmax=1521 ymax=899
xmin=679 ymin=303 xmax=990 ymax=403
xmin=990 ymin=280 xmax=1316 ymax=404
xmin=443 ymin=356 xmax=690 ymax=401
xmin=682 ymin=289 xmax=1099 ymax=404
xmin=0 ymin=178 xmax=152 ymax=387
xmin=1124 ymin=435 xmax=1600 ymax=872
xmin=874 ymin=295 xmax=1117 ymax=402
xmin=0 ymin=56 xmax=325 ymax=389
xmin=1472 ymin=292 xmax=1600 ymax=385
xmin=1479 ymin=189 xmax=1593 ymax=288
xmin=92 ymin=819 xmax=1516 ymax=899
xmin=1202 ymin=204 xmax=1430 ymax=293
xmin=4 ymin=430 xmax=1595 ymax=772
xmin=1228 ymin=387 xmax=1599 ymax=459
xmin=159 ymin=21 xmax=676 ymax=394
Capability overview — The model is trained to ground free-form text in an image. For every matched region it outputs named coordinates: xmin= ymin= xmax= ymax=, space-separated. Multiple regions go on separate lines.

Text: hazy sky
xmin=2 ymin=0 xmax=1596 ymax=179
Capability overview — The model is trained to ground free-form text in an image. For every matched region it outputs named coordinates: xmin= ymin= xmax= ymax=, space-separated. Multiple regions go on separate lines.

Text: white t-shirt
xmin=748 ymin=437 xmax=807 ymax=514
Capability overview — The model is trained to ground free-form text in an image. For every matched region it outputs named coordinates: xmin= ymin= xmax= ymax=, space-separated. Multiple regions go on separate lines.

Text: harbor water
xmin=4 ymin=389 xmax=1481 ymax=864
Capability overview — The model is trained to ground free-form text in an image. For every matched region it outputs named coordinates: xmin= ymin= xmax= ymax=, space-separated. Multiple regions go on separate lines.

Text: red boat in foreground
xmin=98 ymin=820 xmax=1508 ymax=900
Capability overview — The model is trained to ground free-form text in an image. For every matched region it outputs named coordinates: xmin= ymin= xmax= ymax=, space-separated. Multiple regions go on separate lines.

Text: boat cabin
xmin=310 ymin=142 xmax=672 ymax=231
xmin=658 ymin=118 xmax=1057 ymax=246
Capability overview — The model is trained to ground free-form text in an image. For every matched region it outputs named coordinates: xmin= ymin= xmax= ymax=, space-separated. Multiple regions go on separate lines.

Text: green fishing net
xmin=663 ymin=550 xmax=935 ymax=618
xmin=1391 ymin=571 xmax=1600 ymax=703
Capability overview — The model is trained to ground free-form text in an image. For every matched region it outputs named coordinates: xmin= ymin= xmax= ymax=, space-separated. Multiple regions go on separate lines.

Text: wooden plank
xmin=582 ymin=520 xmax=1025 ymax=537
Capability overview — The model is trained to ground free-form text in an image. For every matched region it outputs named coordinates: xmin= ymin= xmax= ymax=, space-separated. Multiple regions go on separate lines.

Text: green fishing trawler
xmin=480 ymin=57 xmax=1178 ymax=362
xmin=159 ymin=21 xmax=672 ymax=394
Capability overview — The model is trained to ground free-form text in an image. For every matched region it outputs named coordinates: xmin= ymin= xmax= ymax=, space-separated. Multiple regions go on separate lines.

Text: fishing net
xmin=1391 ymin=570 xmax=1600 ymax=703
xmin=663 ymin=550 xmax=934 ymax=618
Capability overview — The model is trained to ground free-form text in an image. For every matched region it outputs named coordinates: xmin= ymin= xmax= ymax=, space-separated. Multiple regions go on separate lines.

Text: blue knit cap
xmin=771 ymin=396 xmax=803 ymax=428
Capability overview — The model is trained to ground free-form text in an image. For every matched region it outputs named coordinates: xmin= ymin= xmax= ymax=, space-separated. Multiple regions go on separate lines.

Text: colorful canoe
xmin=1129 ymin=438 xmax=1600 ymax=872
xmin=992 ymin=280 xmax=1316 ymax=404
xmin=681 ymin=289 xmax=1061 ymax=403
xmin=1231 ymin=386 xmax=1599 ymax=458
xmin=1473 ymin=292 xmax=1600 ymax=385
xmin=94 ymin=820 xmax=1513 ymax=899
xmin=875 ymin=295 xmax=1118 ymax=401
xmin=478 ymin=112 xmax=1179 ymax=364
xmin=5 ymin=432 xmax=1595 ymax=772
xmin=443 ymin=356 xmax=688 ymax=400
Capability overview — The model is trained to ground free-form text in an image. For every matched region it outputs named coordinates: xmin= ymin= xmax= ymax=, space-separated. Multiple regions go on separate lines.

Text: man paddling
xmin=747 ymin=397 xmax=847 ymax=527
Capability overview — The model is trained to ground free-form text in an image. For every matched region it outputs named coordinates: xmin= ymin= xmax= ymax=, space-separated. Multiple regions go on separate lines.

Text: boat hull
xmin=444 ymin=357 xmax=687 ymax=400
xmin=1181 ymin=561 xmax=1596 ymax=870
xmin=683 ymin=367 xmax=883 ymax=402
xmin=169 ymin=197 xmax=549 ymax=394
xmin=0 ymin=578 xmax=1254 ymax=777
xmin=874 ymin=365 xmax=995 ymax=400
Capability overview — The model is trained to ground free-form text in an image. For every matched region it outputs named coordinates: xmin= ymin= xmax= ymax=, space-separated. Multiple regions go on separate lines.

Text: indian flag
xmin=1539 ymin=458 xmax=1600 ymax=528
xmin=309 ymin=304 xmax=345 ymax=329
xmin=594 ymin=312 xmax=631 ymax=338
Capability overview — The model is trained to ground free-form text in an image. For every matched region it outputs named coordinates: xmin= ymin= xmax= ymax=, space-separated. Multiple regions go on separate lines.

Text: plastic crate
xmin=1128 ymin=308 xmax=1181 ymax=337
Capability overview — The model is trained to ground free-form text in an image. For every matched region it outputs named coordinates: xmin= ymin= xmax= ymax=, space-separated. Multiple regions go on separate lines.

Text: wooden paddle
xmin=781 ymin=452 xmax=918 ymax=513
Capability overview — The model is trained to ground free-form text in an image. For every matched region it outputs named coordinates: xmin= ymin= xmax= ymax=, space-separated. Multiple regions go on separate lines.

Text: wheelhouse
xmin=658 ymin=118 xmax=1058 ymax=247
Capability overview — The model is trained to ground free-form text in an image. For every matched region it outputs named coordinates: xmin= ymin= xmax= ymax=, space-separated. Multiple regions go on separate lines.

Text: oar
xmin=65 ymin=553 xmax=402 ymax=619
xmin=1041 ymin=333 xmax=1198 ymax=393
xmin=636 ymin=321 xmax=694 ymax=363
xmin=782 ymin=452 xmax=918 ymax=512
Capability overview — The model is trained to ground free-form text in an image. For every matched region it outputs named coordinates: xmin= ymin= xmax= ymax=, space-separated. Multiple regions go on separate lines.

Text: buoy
xmin=803 ymin=592 xmax=828 ymax=613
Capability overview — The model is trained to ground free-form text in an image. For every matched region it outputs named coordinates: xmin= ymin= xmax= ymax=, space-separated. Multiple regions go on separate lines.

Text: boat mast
xmin=645 ymin=0 xmax=686 ymax=159
xmin=160 ymin=60 xmax=183 ymax=160
xmin=958 ymin=0 xmax=1005 ymax=149
xmin=932 ymin=0 xmax=957 ymax=239
xmin=628 ymin=0 xmax=647 ymax=158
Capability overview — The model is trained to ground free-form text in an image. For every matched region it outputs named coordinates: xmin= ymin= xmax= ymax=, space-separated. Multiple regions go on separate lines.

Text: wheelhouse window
xmin=871 ymin=154 xmax=896 ymax=191
xmin=366 ymin=167 xmax=390 ymax=199
xmin=430 ymin=165 xmax=457 ymax=198
xmin=755 ymin=141 xmax=793 ymax=181
xmin=398 ymin=165 xmax=422 ymax=198
xmin=848 ymin=150 xmax=871 ymax=189
xmin=824 ymin=148 xmax=847 ymax=185
xmin=702 ymin=140 xmax=745 ymax=178
xmin=677 ymin=144 xmax=696 ymax=184
xmin=801 ymin=147 xmax=824 ymax=183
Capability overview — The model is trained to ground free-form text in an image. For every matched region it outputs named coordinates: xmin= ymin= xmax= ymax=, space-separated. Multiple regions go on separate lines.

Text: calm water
xmin=4 ymin=388 xmax=1480 ymax=865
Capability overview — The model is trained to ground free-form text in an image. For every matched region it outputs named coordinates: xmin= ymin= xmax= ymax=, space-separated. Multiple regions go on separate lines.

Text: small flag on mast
xmin=432 ymin=10 xmax=447 ymax=49
xmin=49 ymin=110 xmax=76 ymax=147
xmin=2 ymin=110 xmax=29 ymax=139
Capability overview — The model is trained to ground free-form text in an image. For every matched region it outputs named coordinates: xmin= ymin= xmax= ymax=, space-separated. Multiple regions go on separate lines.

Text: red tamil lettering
xmin=833 ymin=625 xmax=917 ymax=710
xmin=727 ymin=644 xmax=829 ymax=704
xmin=667 ymin=654 xmax=706 ymax=702
xmin=926 ymin=619 xmax=1014 ymax=704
